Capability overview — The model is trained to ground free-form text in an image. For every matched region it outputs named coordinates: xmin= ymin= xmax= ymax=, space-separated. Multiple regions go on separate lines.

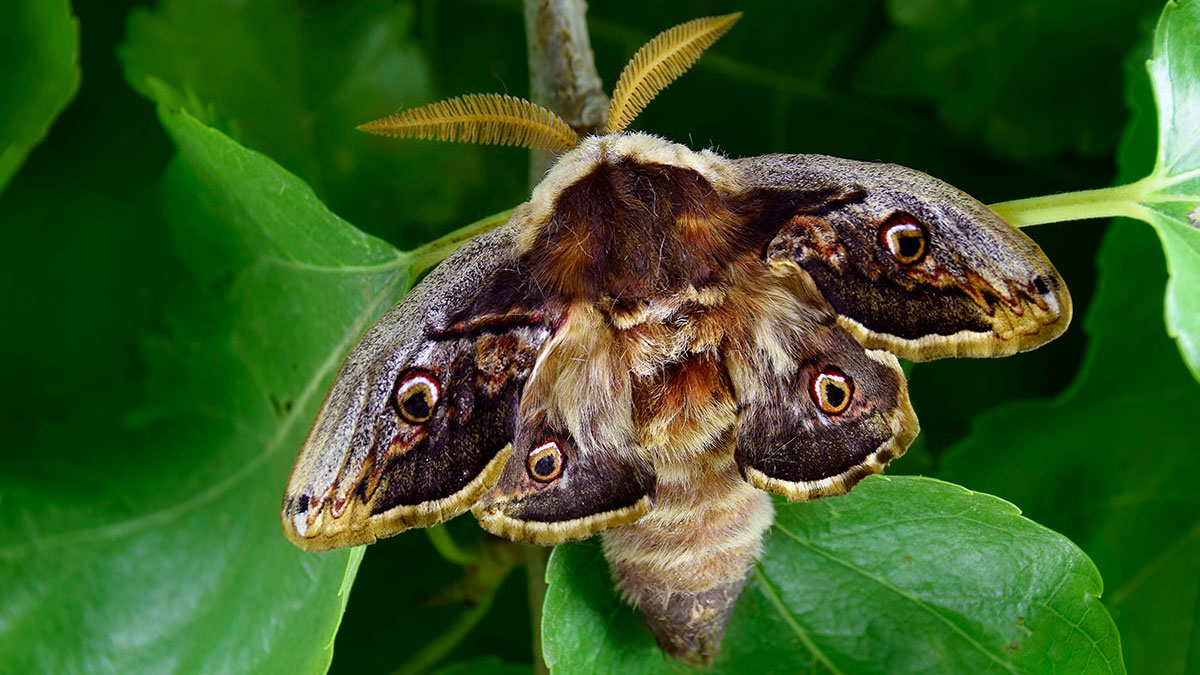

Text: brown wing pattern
xmin=281 ymin=223 xmax=565 ymax=551
xmin=472 ymin=417 xmax=656 ymax=545
xmin=735 ymin=153 xmax=1072 ymax=361
xmin=726 ymin=299 xmax=918 ymax=501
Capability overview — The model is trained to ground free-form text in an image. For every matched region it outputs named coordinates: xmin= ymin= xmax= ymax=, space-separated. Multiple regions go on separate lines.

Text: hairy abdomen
xmin=604 ymin=350 xmax=774 ymax=665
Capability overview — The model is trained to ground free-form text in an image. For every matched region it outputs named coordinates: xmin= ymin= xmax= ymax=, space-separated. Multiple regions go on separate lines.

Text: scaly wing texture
xmin=734 ymin=153 xmax=1072 ymax=360
xmin=359 ymin=94 xmax=580 ymax=153
xmin=472 ymin=418 xmax=655 ymax=546
xmin=728 ymin=311 xmax=918 ymax=501
xmin=281 ymin=222 xmax=567 ymax=550
xmin=604 ymin=13 xmax=742 ymax=134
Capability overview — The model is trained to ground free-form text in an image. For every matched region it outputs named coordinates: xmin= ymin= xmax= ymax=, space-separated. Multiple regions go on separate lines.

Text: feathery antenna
xmin=358 ymin=94 xmax=581 ymax=154
xmin=359 ymin=14 xmax=743 ymax=150
xmin=604 ymin=13 xmax=742 ymax=134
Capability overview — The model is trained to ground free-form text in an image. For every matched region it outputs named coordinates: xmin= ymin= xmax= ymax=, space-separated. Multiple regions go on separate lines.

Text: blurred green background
xmin=3 ymin=0 xmax=1197 ymax=673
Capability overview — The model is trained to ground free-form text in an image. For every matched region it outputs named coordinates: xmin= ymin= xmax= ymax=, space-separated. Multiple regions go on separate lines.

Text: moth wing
xmin=282 ymin=220 xmax=565 ymax=551
xmin=728 ymin=313 xmax=918 ymax=501
xmin=734 ymin=154 xmax=1072 ymax=361
xmin=472 ymin=418 xmax=656 ymax=545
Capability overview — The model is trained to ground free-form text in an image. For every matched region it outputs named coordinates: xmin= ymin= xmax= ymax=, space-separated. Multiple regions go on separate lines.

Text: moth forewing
xmin=281 ymin=221 xmax=553 ymax=551
xmin=741 ymin=153 xmax=1073 ymax=361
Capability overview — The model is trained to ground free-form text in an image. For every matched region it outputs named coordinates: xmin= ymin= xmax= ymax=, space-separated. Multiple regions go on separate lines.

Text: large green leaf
xmin=0 ymin=107 xmax=409 ymax=672
xmin=856 ymin=0 xmax=1160 ymax=160
xmin=544 ymin=477 xmax=1121 ymax=674
xmin=1138 ymin=0 xmax=1200 ymax=378
xmin=118 ymin=0 xmax=523 ymax=246
xmin=940 ymin=5 xmax=1200 ymax=672
xmin=992 ymin=0 xmax=1200 ymax=379
xmin=0 ymin=0 xmax=80 ymax=192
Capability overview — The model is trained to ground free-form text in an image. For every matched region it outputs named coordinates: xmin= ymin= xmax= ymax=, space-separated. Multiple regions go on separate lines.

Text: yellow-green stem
xmin=990 ymin=180 xmax=1153 ymax=227
xmin=405 ymin=208 xmax=515 ymax=282
xmin=386 ymin=585 xmax=502 ymax=675
xmin=426 ymin=525 xmax=479 ymax=567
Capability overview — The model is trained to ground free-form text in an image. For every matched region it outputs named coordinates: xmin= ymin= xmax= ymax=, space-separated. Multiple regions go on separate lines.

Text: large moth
xmin=281 ymin=14 xmax=1071 ymax=665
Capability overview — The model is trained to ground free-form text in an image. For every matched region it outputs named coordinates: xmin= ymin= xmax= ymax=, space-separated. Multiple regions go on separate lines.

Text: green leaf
xmin=940 ymin=6 xmax=1200 ymax=671
xmin=1139 ymin=0 xmax=1200 ymax=379
xmin=856 ymin=0 xmax=1161 ymax=160
xmin=992 ymin=0 xmax=1200 ymax=379
xmin=0 ymin=0 xmax=80 ymax=192
xmin=544 ymin=477 xmax=1122 ymax=674
xmin=118 ymin=0 xmax=524 ymax=246
xmin=0 ymin=107 xmax=406 ymax=672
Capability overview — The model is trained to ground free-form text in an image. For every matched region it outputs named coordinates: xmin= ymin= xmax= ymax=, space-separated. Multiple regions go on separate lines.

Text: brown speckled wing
xmin=728 ymin=315 xmax=918 ymax=501
xmin=472 ymin=418 xmax=656 ymax=546
xmin=734 ymin=154 xmax=1072 ymax=361
xmin=281 ymin=222 xmax=566 ymax=551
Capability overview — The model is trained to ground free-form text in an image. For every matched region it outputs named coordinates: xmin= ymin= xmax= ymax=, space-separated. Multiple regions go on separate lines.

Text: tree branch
xmin=524 ymin=0 xmax=609 ymax=178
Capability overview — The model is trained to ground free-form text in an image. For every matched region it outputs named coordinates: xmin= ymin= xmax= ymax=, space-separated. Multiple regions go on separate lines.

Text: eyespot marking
xmin=395 ymin=370 xmax=440 ymax=424
xmin=811 ymin=366 xmax=853 ymax=415
xmin=527 ymin=440 xmax=565 ymax=483
xmin=880 ymin=213 xmax=928 ymax=265
xmin=1033 ymin=275 xmax=1051 ymax=295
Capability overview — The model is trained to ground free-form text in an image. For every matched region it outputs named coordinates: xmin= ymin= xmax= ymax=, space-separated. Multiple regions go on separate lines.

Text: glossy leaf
xmin=992 ymin=0 xmax=1200 ymax=378
xmin=0 ymin=0 xmax=80 ymax=192
xmin=544 ymin=477 xmax=1122 ymax=674
xmin=939 ymin=5 xmax=1200 ymax=671
xmin=117 ymin=0 xmax=523 ymax=247
xmin=1137 ymin=0 xmax=1200 ymax=378
xmin=0 ymin=107 xmax=403 ymax=672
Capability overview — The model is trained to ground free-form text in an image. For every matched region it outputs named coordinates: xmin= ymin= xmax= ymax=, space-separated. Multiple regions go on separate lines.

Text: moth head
xmin=355 ymin=14 xmax=741 ymax=152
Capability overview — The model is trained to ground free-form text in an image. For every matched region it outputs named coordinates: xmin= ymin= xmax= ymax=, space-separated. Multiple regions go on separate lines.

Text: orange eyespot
xmin=810 ymin=366 xmax=853 ymax=415
xmin=527 ymin=440 xmax=565 ymax=483
xmin=395 ymin=370 xmax=439 ymax=424
xmin=880 ymin=214 xmax=928 ymax=265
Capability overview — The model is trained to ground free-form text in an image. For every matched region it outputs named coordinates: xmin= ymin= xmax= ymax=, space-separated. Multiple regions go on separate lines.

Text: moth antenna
xmin=604 ymin=13 xmax=742 ymax=135
xmin=358 ymin=94 xmax=581 ymax=153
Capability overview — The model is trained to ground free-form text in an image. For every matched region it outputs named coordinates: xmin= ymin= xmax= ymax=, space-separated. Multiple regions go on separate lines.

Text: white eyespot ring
xmin=395 ymin=370 xmax=440 ymax=424
xmin=810 ymin=366 xmax=853 ymax=415
xmin=527 ymin=440 xmax=565 ymax=483
xmin=880 ymin=214 xmax=928 ymax=265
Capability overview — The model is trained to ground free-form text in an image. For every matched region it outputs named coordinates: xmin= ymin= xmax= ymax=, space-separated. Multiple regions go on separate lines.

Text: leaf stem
xmin=405 ymin=208 xmax=515 ymax=282
xmin=989 ymin=180 xmax=1153 ymax=227
xmin=386 ymin=585 xmax=502 ymax=675
xmin=426 ymin=525 xmax=480 ymax=567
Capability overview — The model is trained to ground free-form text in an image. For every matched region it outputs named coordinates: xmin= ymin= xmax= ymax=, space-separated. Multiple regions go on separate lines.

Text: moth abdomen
xmin=603 ymin=454 xmax=773 ymax=666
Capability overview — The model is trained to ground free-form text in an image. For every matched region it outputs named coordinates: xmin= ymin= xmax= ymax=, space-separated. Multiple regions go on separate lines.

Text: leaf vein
xmin=772 ymin=522 xmax=1023 ymax=674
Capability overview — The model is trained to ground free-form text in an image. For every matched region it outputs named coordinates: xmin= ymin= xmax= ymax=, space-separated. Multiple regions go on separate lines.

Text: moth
xmin=281 ymin=14 xmax=1071 ymax=666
